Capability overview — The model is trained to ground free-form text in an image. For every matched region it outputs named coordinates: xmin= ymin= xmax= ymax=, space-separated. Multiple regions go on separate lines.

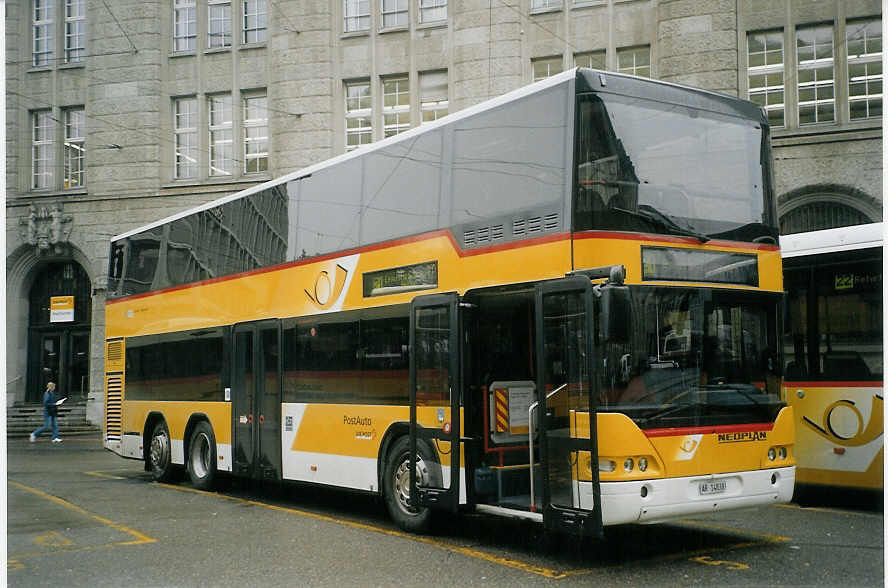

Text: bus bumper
xmin=584 ymin=466 xmax=795 ymax=526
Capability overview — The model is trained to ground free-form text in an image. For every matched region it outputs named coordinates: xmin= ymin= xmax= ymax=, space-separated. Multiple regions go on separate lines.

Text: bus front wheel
xmin=383 ymin=437 xmax=440 ymax=534
xmin=148 ymin=421 xmax=176 ymax=482
xmin=187 ymin=421 xmax=217 ymax=491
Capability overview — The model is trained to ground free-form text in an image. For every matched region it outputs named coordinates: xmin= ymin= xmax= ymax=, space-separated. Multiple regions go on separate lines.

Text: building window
xmin=174 ymin=97 xmax=198 ymax=179
xmin=532 ymin=56 xmax=563 ymax=82
xmin=33 ymin=0 xmax=54 ymax=66
xmin=344 ymin=0 xmax=370 ymax=33
xmin=383 ymin=76 xmax=410 ymax=137
xmin=747 ymin=30 xmax=785 ymax=128
xmin=243 ymin=93 xmax=268 ymax=173
xmin=243 ymin=0 xmax=267 ymax=44
xmin=575 ymin=51 xmax=605 ymax=70
xmin=419 ymin=0 xmax=446 ymax=24
xmin=32 ymin=110 xmax=54 ymax=190
xmin=847 ymin=17 xmax=882 ymax=120
xmin=65 ymin=0 xmax=86 ymax=63
xmin=64 ymin=107 xmax=85 ymax=188
xmin=617 ymin=46 xmax=650 ymax=77
xmin=797 ymin=24 xmax=834 ymax=125
xmin=174 ymin=0 xmax=196 ymax=52
xmin=208 ymin=0 xmax=232 ymax=49
xmin=209 ymin=94 xmax=234 ymax=176
xmin=420 ymin=70 xmax=448 ymax=123
xmin=531 ymin=0 xmax=561 ymax=11
xmin=381 ymin=0 xmax=408 ymax=29
xmin=345 ymin=81 xmax=372 ymax=151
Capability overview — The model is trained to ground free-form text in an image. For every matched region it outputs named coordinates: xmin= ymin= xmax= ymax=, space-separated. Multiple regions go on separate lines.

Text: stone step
xmin=7 ymin=401 xmax=100 ymax=438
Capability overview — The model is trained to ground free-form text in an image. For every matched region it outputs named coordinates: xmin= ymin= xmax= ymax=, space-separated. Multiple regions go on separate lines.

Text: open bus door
xmin=409 ymin=293 xmax=461 ymax=512
xmin=534 ymin=277 xmax=603 ymax=536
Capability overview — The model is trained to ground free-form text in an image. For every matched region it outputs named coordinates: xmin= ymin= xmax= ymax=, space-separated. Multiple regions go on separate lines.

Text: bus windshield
xmin=598 ymin=287 xmax=783 ymax=429
xmin=575 ymin=93 xmax=778 ymax=243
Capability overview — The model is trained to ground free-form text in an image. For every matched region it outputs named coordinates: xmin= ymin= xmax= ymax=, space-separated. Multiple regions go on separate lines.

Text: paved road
xmin=6 ymin=437 xmax=884 ymax=586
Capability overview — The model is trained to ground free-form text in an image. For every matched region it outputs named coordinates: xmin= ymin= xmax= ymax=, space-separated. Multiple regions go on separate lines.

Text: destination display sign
xmin=642 ymin=247 xmax=758 ymax=286
xmin=363 ymin=261 xmax=438 ymax=297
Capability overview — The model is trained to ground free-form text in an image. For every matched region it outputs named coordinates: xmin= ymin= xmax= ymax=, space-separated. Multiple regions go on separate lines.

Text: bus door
xmin=534 ymin=278 xmax=602 ymax=536
xmin=409 ymin=293 xmax=461 ymax=512
xmin=231 ymin=320 xmax=282 ymax=481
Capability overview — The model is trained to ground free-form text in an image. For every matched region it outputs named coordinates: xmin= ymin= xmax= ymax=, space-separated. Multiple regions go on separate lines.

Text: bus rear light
xmin=599 ymin=460 xmax=616 ymax=472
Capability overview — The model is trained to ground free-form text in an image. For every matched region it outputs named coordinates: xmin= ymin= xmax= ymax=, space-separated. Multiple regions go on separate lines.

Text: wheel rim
xmin=150 ymin=428 xmax=170 ymax=472
xmin=393 ymin=453 xmax=429 ymax=515
xmin=190 ymin=432 xmax=211 ymax=479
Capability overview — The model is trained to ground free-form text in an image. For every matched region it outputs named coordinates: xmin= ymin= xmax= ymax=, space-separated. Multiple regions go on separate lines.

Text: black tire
xmin=383 ymin=437 xmax=441 ymax=534
xmin=148 ymin=421 xmax=177 ymax=482
xmin=187 ymin=421 xmax=218 ymax=491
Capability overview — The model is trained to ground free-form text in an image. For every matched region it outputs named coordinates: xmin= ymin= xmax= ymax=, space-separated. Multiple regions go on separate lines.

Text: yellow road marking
xmin=675 ymin=519 xmax=791 ymax=543
xmin=8 ymin=480 xmax=157 ymax=560
xmin=156 ymin=482 xmax=569 ymax=578
xmin=83 ymin=470 xmax=128 ymax=480
xmin=692 ymin=555 xmax=749 ymax=570
xmin=155 ymin=482 xmax=791 ymax=579
xmin=775 ymin=503 xmax=883 ymax=518
xmin=35 ymin=531 xmax=74 ymax=547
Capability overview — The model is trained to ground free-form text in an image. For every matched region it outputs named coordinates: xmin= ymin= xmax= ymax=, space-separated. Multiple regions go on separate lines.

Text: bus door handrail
xmin=528 ymin=383 xmax=567 ymax=512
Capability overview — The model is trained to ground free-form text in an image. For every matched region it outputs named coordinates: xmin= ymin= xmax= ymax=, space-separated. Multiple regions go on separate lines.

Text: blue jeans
xmin=32 ymin=413 xmax=59 ymax=439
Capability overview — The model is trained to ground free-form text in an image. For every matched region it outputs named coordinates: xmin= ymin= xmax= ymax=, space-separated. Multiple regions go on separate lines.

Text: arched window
xmin=780 ymin=201 xmax=873 ymax=235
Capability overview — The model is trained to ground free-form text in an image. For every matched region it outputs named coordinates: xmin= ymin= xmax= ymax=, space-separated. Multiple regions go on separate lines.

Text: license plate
xmin=699 ymin=480 xmax=727 ymax=495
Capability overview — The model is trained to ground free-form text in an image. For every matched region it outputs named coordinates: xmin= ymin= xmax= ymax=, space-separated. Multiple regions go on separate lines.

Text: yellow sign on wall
xmin=50 ymin=296 xmax=74 ymax=323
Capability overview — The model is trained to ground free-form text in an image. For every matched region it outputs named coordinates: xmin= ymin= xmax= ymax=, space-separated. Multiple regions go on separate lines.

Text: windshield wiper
xmin=612 ymin=204 xmax=710 ymax=242
xmin=709 ymin=221 xmax=777 ymax=244
xmin=634 ymin=399 xmax=703 ymax=426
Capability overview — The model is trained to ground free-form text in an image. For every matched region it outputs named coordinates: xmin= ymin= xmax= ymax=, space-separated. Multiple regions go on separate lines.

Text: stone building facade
xmin=5 ymin=0 xmax=882 ymax=424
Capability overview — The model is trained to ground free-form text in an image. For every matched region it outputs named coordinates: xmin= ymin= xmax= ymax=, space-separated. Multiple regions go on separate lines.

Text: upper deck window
xmin=573 ymin=93 xmax=777 ymax=243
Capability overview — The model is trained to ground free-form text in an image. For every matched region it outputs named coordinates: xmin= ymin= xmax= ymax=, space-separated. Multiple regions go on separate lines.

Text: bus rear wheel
xmin=148 ymin=421 xmax=177 ymax=482
xmin=187 ymin=421 xmax=217 ymax=491
xmin=383 ymin=437 xmax=439 ymax=534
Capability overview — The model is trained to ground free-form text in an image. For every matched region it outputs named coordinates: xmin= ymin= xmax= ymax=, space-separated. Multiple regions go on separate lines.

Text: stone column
xmin=657 ymin=0 xmax=739 ymax=96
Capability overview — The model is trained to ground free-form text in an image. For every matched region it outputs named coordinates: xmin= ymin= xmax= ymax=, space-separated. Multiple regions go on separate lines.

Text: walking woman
xmin=30 ymin=381 xmax=63 ymax=443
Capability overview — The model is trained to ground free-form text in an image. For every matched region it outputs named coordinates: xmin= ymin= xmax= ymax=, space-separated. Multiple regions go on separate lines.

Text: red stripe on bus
xmin=107 ymin=230 xmax=453 ymax=305
xmin=573 ymin=230 xmax=780 ymax=251
xmin=782 ymin=381 xmax=883 ymax=388
xmin=108 ymin=229 xmax=570 ymax=305
xmin=643 ymin=422 xmax=775 ymax=438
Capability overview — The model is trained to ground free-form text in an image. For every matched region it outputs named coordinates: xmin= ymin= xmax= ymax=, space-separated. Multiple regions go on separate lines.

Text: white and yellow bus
xmin=781 ymin=222 xmax=883 ymax=491
xmin=104 ymin=69 xmax=795 ymax=536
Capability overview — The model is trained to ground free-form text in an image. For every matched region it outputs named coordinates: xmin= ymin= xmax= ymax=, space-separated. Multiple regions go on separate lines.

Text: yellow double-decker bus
xmin=104 ymin=68 xmax=794 ymax=536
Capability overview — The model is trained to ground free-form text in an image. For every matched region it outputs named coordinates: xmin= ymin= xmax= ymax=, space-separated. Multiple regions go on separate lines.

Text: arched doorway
xmin=26 ymin=262 xmax=92 ymax=402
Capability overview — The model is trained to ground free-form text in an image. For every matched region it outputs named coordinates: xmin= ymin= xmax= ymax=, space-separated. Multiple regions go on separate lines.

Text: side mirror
xmin=599 ymin=284 xmax=630 ymax=343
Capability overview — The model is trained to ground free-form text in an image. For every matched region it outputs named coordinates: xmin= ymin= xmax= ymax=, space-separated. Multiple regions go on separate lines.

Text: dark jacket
xmin=43 ymin=388 xmax=58 ymax=417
